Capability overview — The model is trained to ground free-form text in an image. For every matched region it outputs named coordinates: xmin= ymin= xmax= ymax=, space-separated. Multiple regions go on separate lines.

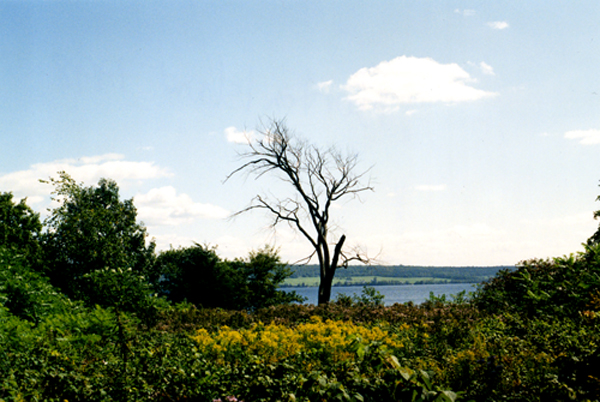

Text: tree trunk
xmin=317 ymin=274 xmax=333 ymax=305
xmin=317 ymin=235 xmax=346 ymax=305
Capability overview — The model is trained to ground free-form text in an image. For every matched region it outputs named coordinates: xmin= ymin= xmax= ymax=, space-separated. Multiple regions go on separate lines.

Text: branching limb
xmin=226 ymin=118 xmax=374 ymax=304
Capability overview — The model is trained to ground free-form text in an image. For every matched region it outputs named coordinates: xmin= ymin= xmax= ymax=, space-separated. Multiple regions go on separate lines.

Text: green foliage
xmin=239 ymin=245 xmax=306 ymax=310
xmin=152 ymin=244 xmax=304 ymax=310
xmin=77 ymin=267 xmax=168 ymax=325
xmin=39 ymin=172 xmax=156 ymax=315
xmin=424 ymin=290 xmax=472 ymax=308
xmin=152 ymin=243 xmax=243 ymax=308
xmin=473 ymin=243 xmax=600 ymax=319
xmin=0 ymin=192 xmax=42 ymax=267
xmin=0 ymin=247 xmax=74 ymax=323
xmin=335 ymin=285 xmax=385 ymax=307
xmin=1 ymin=287 xmax=599 ymax=401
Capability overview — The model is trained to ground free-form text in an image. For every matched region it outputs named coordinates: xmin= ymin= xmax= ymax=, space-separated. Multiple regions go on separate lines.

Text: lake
xmin=283 ymin=283 xmax=478 ymax=306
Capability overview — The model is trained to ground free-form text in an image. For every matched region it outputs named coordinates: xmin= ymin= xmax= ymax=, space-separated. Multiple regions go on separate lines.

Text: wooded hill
xmin=285 ymin=265 xmax=514 ymax=286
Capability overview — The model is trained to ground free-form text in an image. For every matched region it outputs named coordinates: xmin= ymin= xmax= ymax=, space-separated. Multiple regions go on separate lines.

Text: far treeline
xmin=287 ymin=265 xmax=513 ymax=285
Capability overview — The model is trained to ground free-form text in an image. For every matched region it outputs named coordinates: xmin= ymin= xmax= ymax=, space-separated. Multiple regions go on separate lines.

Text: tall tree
xmin=227 ymin=119 xmax=373 ymax=304
xmin=0 ymin=192 xmax=42 ymax=266
xmin=40 ymin=172 xmax=155 ymax=302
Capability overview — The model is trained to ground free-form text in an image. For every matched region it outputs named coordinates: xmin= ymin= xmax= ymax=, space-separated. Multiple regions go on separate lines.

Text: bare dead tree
xmin=226 ymin=119 xmax=373 ymax=304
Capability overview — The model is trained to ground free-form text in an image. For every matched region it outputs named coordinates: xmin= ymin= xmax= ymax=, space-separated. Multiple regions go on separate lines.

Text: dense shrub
xmin=473 ymin=243 xmax=600 ymax=320
xmin=1 ymin=288 xmax=599 ymax=400
xmin=76 ymin=267 xmax=169 ymax=325
xmin=0 ymin=193 xmax=42 ymax=267
xmin=151 ymin=244 xmax=304 ymax=311
xmin=0 ymin=247 xmax=74 ymax=323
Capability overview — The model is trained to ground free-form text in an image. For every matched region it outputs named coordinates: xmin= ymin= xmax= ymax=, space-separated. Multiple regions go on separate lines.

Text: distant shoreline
xmin=283 ymin=265 xmax=512 ymax=288
xmin=280 ymin=279 xmax=481 ymax=288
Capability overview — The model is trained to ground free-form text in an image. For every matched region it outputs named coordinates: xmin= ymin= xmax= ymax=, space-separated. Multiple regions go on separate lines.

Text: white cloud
xmin=479 ymin=61 xmax=495 ymax=75
xmin=415 ymin=184 xmax=447 ymax=192
xmin=455 ymin=9 xmax=475 ymax=17
xmin=342 ymin=56 xmax=497 ymax=111
xmin=317 ymin=80 xmax=333 ymax=93
xmin=135 ymin=186 xmax=229 ymax=226
xmin=225 ymin=126 xmax=254 ymax=144
xmin=0 ymin=154 xmax=171 ymax=204
xmin=405 ymin=109 xmax=418 ymax=116
xmin=488 ymin=21 xmax=509 ymax=30
xmin=564 ymin=129 xmax=600 ymax=145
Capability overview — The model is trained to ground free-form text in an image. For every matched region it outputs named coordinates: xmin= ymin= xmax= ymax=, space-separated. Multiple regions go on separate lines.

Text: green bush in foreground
xmin=473 ymin=242 xmax=600 ymax=320
xmin=2 ymin=297 xmax=598 ymax=401
xmin=1 ymin=241 xmax=600 ymax=400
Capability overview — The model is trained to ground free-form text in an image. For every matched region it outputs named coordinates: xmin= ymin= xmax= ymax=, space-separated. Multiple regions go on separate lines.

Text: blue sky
xmin=2 ymin=1 xmax=600 ymax=266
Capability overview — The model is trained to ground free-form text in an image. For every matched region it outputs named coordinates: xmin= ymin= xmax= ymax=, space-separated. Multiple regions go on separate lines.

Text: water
xmin=283 ymin=283 xmax=478 ymax=306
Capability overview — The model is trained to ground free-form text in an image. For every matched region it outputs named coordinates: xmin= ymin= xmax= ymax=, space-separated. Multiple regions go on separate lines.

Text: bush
xmin=0 ymin=192 xmax=42 ymax=267
xmin=151 ymin=244 xmax=304 ymax=311
xmin=76 ymin=267 xmax=169 ymax=325
xmin=335 ymin=285 xmax=385 ymax=307
xmin=473 ymin=243 xmax=600 ymax=320
xmin=0 ymin=247 xmax=74 ymax=323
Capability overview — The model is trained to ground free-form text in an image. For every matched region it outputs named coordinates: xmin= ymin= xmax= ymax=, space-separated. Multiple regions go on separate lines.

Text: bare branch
xmin=226 ymin=118 xmax=374 ymax=304
xmin=290 ymin=249 xmax=318 ymax=265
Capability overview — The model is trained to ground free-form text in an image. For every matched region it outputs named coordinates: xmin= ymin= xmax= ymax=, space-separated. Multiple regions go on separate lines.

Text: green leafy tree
xmin=40 ymin=172 xmax=156 ymax=309
xmin=240 ymin=245 xmax=305 ymax=310
xmin=152 ymin=244 xmax=304 ymax=310
xmin=152 ymin=243 xmax=243 ymax=309
xmin=0 ymin=192 xmax=42 ymax=266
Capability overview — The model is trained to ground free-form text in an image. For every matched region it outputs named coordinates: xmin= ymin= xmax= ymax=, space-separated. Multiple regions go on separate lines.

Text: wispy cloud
xmin=416 ymin=184 xmax=447 ymax=192
xmin=488 ymin=21 xmax=509 ymax=30
xmin=225 ymin=126 xmax=254 ymax=144
xmin=479 ymin=61 xmax=495 ymax=75
xmin=564 ymin=129 xmax=600 ymax=145
xmin=317 ymin=80 xmax=333 ymax=93
xmin=135 ymin=186 xmax=229 ymax=226
xmin=454 ymin=9 xmax=476 ymax=17
xmin=342 ymin=56 xmax=497 ymax=112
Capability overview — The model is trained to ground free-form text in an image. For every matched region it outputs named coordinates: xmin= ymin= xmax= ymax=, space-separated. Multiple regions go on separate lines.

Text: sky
xmin=1 ymin=1 xmax=600 ymax=266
